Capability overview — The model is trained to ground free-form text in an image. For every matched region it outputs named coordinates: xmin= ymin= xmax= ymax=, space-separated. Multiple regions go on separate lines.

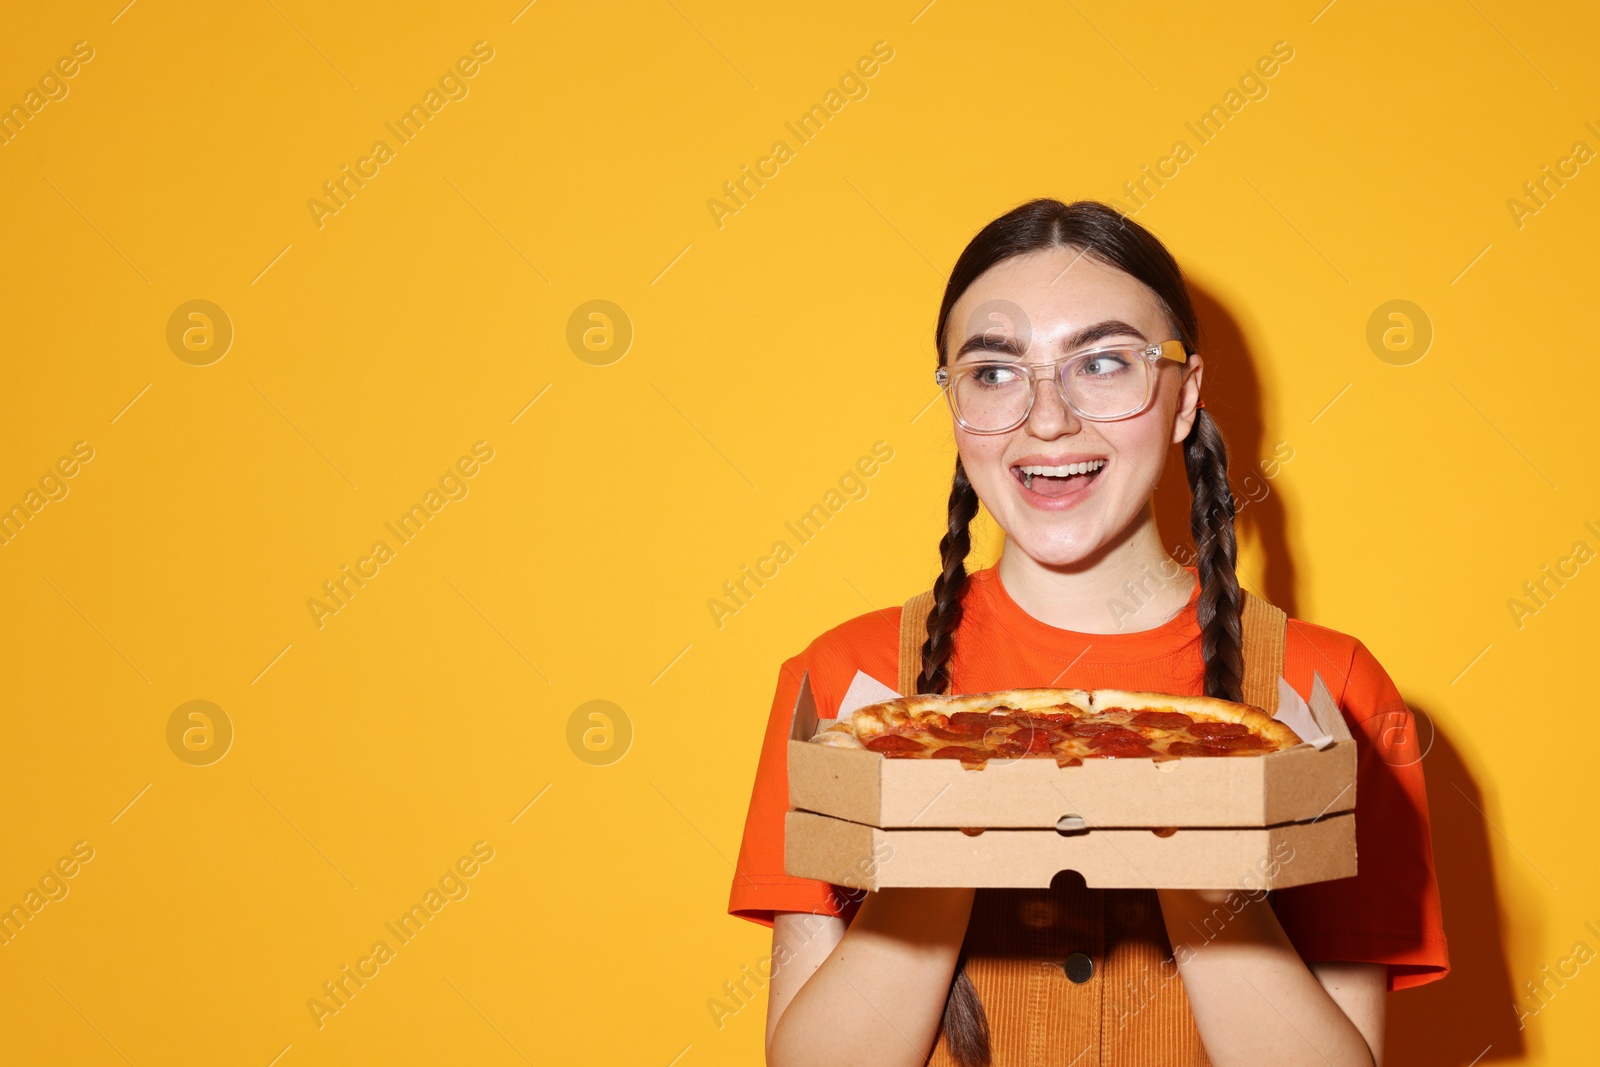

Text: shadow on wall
xmin=1386 ymin=713 xmax=1526 ymax=1064
xmin=1152 ymin=282 xmax=1297 ymax=617
xmin=1153 ymin=284 xmax=1522 ymax=1061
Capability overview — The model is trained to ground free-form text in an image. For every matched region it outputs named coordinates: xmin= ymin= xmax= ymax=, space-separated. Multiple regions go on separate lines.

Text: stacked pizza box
xmin=783 ymin=673 xmax=1357 ymax=890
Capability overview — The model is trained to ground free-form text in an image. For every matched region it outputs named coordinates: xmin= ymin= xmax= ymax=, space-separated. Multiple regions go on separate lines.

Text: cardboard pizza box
xmin=787 ymin=672 xmax=1355 ymax=829
xmin=783 ymin=671 xmax=1359 ymax=890
xmin=784 ymin=809 xmax=1355 ymax=890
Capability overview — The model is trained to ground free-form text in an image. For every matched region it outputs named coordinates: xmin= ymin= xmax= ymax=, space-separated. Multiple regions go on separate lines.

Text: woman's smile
xmin=1009 ymin=453 xmax=1108 ymax=507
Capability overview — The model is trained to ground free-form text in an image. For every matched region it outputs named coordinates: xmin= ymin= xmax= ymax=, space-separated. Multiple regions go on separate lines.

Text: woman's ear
xmin=1171 ymin=353 xmax=1205 ymax=445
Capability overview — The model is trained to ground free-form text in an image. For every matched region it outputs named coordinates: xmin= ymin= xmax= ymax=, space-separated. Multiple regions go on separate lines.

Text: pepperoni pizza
xmin=812 ymin=687 xmax=1302 ymax=768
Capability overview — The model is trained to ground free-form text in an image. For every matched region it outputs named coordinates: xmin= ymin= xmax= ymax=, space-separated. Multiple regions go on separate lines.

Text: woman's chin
xmin=1004 ymin=534 xmax=1106 ymax=571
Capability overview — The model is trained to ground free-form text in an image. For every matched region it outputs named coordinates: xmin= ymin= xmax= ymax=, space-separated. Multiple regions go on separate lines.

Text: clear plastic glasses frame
xmin=934 ymin=339 xmax=1189 ymax=433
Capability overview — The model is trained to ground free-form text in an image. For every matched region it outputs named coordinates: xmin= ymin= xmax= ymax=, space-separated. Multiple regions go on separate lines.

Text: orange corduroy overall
xmin=895 ymin=588 xmax=1289 ymax=1067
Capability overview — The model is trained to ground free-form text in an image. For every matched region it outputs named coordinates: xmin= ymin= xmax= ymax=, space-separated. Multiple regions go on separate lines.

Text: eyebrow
xmin=953 ymin=318 xmax=1148 ymax=360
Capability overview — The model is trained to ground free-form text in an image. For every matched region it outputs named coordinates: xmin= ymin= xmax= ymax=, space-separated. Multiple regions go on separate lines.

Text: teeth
xmin=1018 ymin=460 xmax=1106 ymax=478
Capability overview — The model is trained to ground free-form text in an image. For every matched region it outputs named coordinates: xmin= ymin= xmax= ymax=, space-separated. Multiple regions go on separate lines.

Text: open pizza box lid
xmin=786 ymin=670 xmax=1355 ymax=830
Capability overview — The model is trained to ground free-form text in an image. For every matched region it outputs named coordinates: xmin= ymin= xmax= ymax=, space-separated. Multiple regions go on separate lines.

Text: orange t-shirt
xmin=728 ymin=565 xmax=1449 ymax=991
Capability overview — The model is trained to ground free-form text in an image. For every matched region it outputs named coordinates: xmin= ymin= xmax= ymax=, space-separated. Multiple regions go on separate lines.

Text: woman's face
xmin=943 ymin=247 xmax=1203 ymax=568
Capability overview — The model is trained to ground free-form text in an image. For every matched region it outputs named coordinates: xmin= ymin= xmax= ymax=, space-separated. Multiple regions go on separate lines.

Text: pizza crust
xmin=844 ymin=688 xmax=1092 ymax=737
xmin=1088 ymin=689 xmax=1303 ymax=748
xmin=811 ymin=726 xmax=865 ymax=748
xmin=820 ymin=687 xmax=1303 ymax=750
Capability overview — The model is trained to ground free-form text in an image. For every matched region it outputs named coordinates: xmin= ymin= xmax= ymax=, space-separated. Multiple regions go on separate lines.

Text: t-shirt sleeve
xmin=1272 ymin=636 xmax=1450 ymax=991
xmin=726 ymin=654 xmax=867 ymax=929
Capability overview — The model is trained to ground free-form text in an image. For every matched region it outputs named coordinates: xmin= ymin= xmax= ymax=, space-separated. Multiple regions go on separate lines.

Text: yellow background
xmin=2 ymin=1 xmax=1595 ymax=1063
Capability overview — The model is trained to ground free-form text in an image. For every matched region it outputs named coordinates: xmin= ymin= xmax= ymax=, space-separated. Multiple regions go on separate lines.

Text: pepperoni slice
xmin=936 ymin=713 xmax=1001 ymax=738
xmin=1004 ymin=713 xmax=1068 ymax=729
xmin=1195 ymin=733 xmax=1269 ymax=751
xmin=1016 ymin=728 xmax=1056 ymax=754
xmin=1131 ymin=710 xmax=1193 ymax=730
xmin=1189 ymin=721 xmax=1249 ymax=739
xmin=864 ymin=734 xmax=924 ymax=754
xmin=931 ymin=745 xmax=988 ymax=761
xmin=1064 ymin=721 xmax=1126 ymax=737
xmin=1168 ymin=738 xmax=1263 ymax=757
xmin=1085 ymin=725 xmax=1148 ymax=746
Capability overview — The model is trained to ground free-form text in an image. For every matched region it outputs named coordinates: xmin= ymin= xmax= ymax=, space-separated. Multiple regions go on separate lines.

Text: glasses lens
xmin=1064 ymin=347 xmax=1150 ymax=418
xmin=950 ymin=362 xmax=1032 ymax=431
xmin=949 ymin=349 xmax=1153 ymax=429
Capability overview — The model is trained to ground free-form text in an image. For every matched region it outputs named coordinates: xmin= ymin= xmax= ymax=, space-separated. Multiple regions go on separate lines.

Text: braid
xmin=941 ymin=945 xmax=991 ymax=1067
xmin=920 ymin=456 xmax=991 ymax=1067
xmin=919 ymin=457 xmax=980 ymax=695
xmin=1183 ymin=408 xmax=1244 ymax=702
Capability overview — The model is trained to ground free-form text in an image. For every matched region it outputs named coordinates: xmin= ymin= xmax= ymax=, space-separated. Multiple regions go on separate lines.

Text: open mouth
xmin=1012 ymin=459 xmax=1106 ymax=498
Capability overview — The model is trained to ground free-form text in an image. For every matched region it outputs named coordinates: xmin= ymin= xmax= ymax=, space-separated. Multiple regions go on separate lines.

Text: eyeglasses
xmin=934 ymin=340 xmax=1189 ymax=433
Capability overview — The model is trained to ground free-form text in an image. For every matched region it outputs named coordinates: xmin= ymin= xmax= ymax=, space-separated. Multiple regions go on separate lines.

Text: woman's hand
xmin=766 ymin=887 xmax=974 ymax=1067
xmin=1157 ymin=887 xmax=1385 ymax=1066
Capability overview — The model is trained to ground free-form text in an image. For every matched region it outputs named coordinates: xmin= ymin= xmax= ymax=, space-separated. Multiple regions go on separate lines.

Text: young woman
xmin=729 ymin=199 xmax=1448 ymax=1066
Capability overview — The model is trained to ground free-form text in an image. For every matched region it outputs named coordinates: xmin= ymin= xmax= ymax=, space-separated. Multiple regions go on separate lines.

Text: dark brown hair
xmin=920 ymin=199 xmax=1242 ymax=1066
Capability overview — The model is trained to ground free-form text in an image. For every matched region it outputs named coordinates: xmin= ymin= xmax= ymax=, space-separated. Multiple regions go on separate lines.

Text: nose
xmin=1024 ymin=366 xmax=1081 ymax=438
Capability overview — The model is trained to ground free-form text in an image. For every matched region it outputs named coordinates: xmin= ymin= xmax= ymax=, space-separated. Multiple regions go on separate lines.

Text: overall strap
xmin=1238 ymin=588 xmax=1288 ymax=714
xmin=897 ymin=589 xmax=938 ymax=696
xmin=897 ymin=586 xmax=1288 ymax=710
